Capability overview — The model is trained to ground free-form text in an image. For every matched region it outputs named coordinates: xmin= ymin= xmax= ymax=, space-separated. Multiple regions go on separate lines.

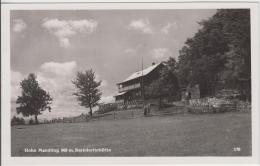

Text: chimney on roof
xmin=152 ymin=62 xmax=156 ymax=66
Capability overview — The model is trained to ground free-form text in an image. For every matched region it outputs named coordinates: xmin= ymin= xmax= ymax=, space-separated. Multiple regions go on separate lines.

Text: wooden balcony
xmin=118 ymin=83 xmax=141 ymax=92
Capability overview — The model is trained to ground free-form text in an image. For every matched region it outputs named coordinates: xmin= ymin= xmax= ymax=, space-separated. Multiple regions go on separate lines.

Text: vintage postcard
xmin=1 ymin=1 xmax=260 ymax=165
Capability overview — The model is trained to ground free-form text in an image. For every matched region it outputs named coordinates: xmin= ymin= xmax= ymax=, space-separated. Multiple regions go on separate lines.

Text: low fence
xmin=117 ymin=100 xmax=144 ymax=110
xmin=98 ymin=100 xmax=143 ymax=113
xmin=98 ymin=98 xmax=251 ymax=116
xmin=45 ymin=98 xmax=251 ymax=124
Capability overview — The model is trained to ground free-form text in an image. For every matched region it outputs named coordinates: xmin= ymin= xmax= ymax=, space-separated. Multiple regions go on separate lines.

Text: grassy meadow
xmin=11 ymin=111 xmax=251 ymax=156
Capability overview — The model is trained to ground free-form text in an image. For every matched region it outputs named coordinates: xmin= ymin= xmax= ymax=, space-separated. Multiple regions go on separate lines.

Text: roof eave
xmin=117 ymin=76 xmax=143 ymax=85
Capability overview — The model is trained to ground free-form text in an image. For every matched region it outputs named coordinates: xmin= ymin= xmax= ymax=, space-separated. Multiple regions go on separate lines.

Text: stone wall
xmin=187 ymin=97 xmax=251 ymax=113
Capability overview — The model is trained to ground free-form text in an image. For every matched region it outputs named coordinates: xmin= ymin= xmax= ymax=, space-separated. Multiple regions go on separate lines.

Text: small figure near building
xmin=143 ymin=103 xmax=151 ymax=116
xmin=181 ymin=84 xmax=200 ymax=101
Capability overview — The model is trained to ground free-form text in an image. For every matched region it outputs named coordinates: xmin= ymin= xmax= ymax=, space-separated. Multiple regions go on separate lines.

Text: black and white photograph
xmin=1 ymin=1 xmax=260 ymax=165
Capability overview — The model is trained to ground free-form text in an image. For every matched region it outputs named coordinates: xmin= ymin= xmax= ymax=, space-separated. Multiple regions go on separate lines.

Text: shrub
xmin=11 ymin=116 xmax=25 ymax=126
xmin=29 ymin=118 xmax=34 ymax=125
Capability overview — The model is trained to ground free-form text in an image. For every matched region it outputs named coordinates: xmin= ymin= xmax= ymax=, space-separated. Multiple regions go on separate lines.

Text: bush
xmin=29 ymin=118 xmax=34 ymax=125
xmin=11 ymin=116 xmax=25 ymax=126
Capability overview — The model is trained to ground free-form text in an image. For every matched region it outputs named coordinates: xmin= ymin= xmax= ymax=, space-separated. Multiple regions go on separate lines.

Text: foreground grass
xmin=11 ymin=112 xmax=251 ymax=156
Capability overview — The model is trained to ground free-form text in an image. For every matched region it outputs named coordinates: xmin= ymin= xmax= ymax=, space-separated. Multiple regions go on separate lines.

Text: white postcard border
xmin=1 ymin=2 xmax=259 ymax=165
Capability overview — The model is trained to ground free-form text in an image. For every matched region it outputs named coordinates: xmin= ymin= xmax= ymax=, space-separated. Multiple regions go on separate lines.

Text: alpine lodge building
xmin=114 ymin=62 xmax=165 ymax=104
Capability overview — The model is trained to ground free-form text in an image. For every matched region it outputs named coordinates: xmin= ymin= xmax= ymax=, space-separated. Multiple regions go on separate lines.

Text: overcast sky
xmin=11 ymin=9 xmax=216 ymax=120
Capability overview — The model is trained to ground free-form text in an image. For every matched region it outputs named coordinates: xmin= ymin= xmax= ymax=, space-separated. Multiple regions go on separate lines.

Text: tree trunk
xmin=35 ymin=115 xmax=38 ymax=124
xmin=89 ymin=106 xmax=93 ymax=118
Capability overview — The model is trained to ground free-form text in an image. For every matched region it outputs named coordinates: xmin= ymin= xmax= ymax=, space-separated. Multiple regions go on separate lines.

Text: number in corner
xmin=233 ymin=147 xmax=241 ymax=152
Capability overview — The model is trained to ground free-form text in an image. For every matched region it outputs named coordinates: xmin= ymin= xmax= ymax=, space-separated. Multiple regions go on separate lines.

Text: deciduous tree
xmin=177 ymin=9 xmax=250 ymax=100
xmin=16 ymin=73 xmax=52 ymax=124
xmin=145 ymin=64 xmax=180 ymax=108
xmin=72 ymin=69 xmax=102 ymax=118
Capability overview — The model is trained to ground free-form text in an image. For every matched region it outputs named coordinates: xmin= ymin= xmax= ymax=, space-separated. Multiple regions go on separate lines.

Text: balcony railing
xmin=119 ymin=83 xmax=141 ymax=92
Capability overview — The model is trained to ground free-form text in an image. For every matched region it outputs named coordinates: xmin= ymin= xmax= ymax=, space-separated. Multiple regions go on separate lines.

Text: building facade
xmin=114 ymin=63 xmax=165 ymax=103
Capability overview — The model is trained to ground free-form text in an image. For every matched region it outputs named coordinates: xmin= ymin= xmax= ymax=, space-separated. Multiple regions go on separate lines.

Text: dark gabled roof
xmin=118 ymin=63 xmax=162 ymax=84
